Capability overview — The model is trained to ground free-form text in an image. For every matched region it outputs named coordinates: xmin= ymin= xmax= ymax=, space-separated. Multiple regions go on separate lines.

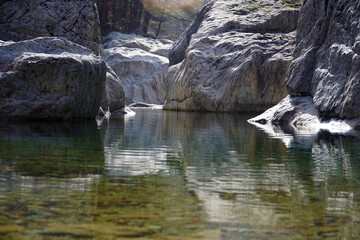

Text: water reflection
xmin=99 ymin=110 xmax=360 ymax=238
xmin=1 ymin=110 xmax=360 ymax=239
xmin=0 ymin=121 xmax=104 ymax=178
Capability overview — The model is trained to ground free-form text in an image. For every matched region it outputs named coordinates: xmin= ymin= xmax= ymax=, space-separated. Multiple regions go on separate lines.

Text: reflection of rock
xmin=164 ymin=0 xmax=299 ymax=112
xmin=90 ymin=109 xmax=360 ymax=237
xmin=103 ymin=32 xmax=171 ymax=105
xmin=98 ymin=112 xmax=169 ymax=176
xmin=0 ymin=37 xmax=106 ymax=120
xmin=0 ymin=120 xmax=105 ymax=177
xmin=0 ymin=0 xmax=102 ymax=55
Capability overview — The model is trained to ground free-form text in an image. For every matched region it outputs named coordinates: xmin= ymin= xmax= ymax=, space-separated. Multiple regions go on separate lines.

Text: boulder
xmin=0 ymin=0 xmax=102 ymax=55
xmin=103 ymin=32 xmax=173 ymax=58
xmin=103 ymin=45 xmax=169 ymax=105
xmin=248 ymin=95 xmax=360 ymax=134
xmin=250 ymin=0 xmax=360 ymax=131
xmin=100 ymin=64 xmax=125 ymax=112
xmin=163 ymin=0 xmax=299 ymax=112
xmin=0 ymin=37 xmax=106 ymax=121
xmin=285 ymin=0 xmax=360 ymax=119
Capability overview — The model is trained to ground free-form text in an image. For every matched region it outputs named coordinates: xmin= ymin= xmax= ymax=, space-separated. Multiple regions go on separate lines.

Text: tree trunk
xmin=156 ymin=7 xmax=166 ymax=37
xmin=141 ymin=9 xmax=151 ymax=34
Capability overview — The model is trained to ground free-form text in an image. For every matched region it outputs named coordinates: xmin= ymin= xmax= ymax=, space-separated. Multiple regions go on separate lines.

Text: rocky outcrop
xmin=103 ymin=32 xmax=173 ymax=58
xmin=0 ymin=37 xmax=106 ymax=120
xmin=286 ymin=0 xmax=360 ymax=119
xmin=103 ymin=33 xmax=170 ymax=105
xmin=0 ymin=0 xmax=102 ymax=55
xmin=250 ymin=0 xmax=360 ymax=130
xmin=163 ymin=0 xmax=299 ymax=112
xmin=100 ymin=64 xmax=125 ymax=112
xmin=249 ymin=96 xmax=360 ymax=133
xmin=169 ymin=1 xmax=214 ymax=66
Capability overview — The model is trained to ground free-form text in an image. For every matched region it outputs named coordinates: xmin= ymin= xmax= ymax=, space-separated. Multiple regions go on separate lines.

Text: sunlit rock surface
xmin=103 ymin=32 xmax=173 ymax=58
xmin=251 ymin=0 xmax=360 ymax=130
xmin=103 ymin=42 xmax=169 ymax=105
xmin=249 ymin=96 xmax=360 ymax=135
xmin=164 ymin=0 xmax=299 ymax=112
xmin=0 ymin=0 xmax=102 ymax=55
xmin=0 ymin=37 xmax=106 ymax=120
xmin=286 ymin=0 xmax=360 ymax=119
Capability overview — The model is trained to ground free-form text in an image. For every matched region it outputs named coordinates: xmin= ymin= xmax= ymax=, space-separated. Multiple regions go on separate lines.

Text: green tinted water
xmin=1 ymin=109 xmax=360 ymax=239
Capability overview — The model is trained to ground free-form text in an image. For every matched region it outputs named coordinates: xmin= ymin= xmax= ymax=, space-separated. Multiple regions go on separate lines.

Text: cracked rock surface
xmin=0 ymin=0 xmax=102 ymax=55
xmin=0 ymin=37 xmax=106 ymax=120
xmin=250 ymin=0 xmax=360 ymax=130
xmin=286 ymin=0 xmax=360 ymax=119
xmin=164 ymin=0 xmax=299 ymax=112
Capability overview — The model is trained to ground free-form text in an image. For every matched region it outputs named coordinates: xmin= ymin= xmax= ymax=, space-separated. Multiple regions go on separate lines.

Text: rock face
xmin=0 ymin=37 xmax=106 ymax=120
xmin=103 ymin=32 xmax=173 ymax=58
xmin=0 ymin=0 xmax=102 ymax=55
xmin=249 ymin=95 xmax=360 ymax=134
xmin=169 ymin=1 xmax=214 ymax=66
xmin=286 ymin=0 xmax=360 ymax=119
xmin=164 ymin=0 xmax=299 ymax=112
xmin=250 ymin=0 xmax=360 ymax=130
xmin=100 ymin=64 xmax=125 ymax=112
xmin=103 ymin=33 xmax=171 ymax=105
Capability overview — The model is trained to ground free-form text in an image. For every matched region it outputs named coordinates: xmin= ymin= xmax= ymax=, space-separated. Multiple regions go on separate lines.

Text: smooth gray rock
xmin=248 ymin=95 xmax=360 ymax=133
xmin=164 ymin=0 xmax=299 ymax=112
xmin=103 ymin=46 xmax=169 ymax=105
xmin=100 ymin=64 xmax=125 ymax=112
xmin=169 ymin=1 xmax=214 ymax=66
xmin=286 ymin=0 xmax=360 ymax=119
xmin=0 ymin=0 xmax=102 ymax=55
xmin=0 ymin=37 xmax=106 ymax=120
xmin=103 ymin=32 xmax=173 ymax=58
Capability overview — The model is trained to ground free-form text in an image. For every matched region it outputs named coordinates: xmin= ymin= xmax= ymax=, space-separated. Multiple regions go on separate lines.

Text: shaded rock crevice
xmin=0 ymin=37 xmax=107 ymax=121
xmin=0 ymin=0 xmax=102 ymax=55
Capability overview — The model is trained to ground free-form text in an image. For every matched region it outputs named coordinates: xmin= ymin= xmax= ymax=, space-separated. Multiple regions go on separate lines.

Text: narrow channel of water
xmin=1 ymin=109 xmax=360 ymax=239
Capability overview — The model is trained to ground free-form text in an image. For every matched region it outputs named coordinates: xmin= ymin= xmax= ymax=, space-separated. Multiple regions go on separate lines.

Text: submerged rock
xmin=0 ymin=0 xmax=102 ymax=55
xmin=103 ymin=42 xmax=169 ymax=105
xmin=0 ymin=37 xmax=106 ymax=120
xmin=164 ymin=0 xmax=299 ymax=112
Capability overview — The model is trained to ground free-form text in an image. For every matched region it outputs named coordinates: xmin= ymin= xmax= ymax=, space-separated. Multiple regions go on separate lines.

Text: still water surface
xmin=1 ymin=109 xmax=360 ymax=239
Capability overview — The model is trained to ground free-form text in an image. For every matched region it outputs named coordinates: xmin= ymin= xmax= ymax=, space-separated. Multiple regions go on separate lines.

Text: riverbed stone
xmin=0 ymin=37 xmax=106 ymax=120
xmin=163 ymin=0 xmax=299 ymax=112
xmin=0 ymin=0 xmax=102 ymax=55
